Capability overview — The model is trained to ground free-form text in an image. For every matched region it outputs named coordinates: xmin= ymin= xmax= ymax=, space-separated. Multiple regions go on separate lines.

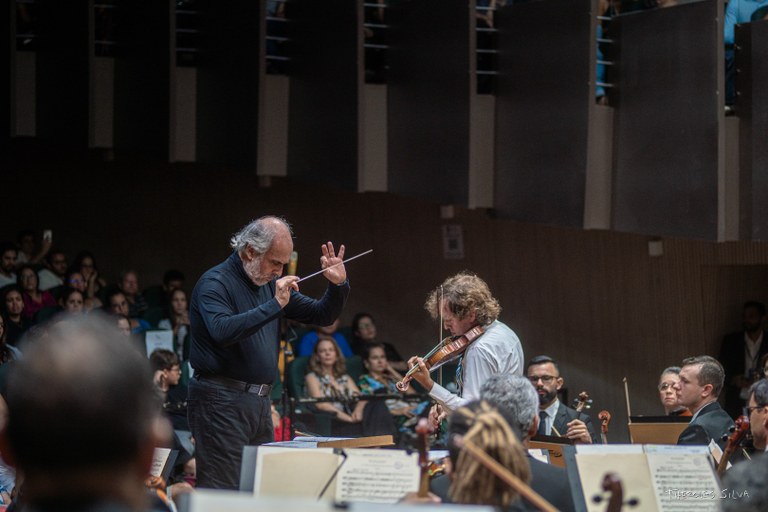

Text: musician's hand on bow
xmin=566 ymin=419 xmax=593 ymax=444
xmin=275 ymin=276 xmax=299 ymax=308
xmin=407 ymin=356 xmax=435 ymax=391
xmin=320 ymin=242 xmax=346 ymax=285
xmin=429 ymin=404 xmax=447 ymax=431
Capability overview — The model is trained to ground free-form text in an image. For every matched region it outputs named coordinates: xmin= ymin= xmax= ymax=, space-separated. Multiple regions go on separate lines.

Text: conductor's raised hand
xmin=275 ymin=276 xmax=299 ymax=308
xmin=320 ymin=242 xmax=346 ymax=285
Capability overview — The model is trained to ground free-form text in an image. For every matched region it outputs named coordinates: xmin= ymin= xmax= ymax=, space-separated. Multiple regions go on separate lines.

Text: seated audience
xmin=17 ymin=265 xmax=56 ymax=321
xmin=119 ymin=270 xmax=148 ymax=318
xmin=658 ymin=366 xmax=691 ymax=416
xmin=0 ymin=243 xmax=17 ymax=289
xmin=0 ymin=316 xmax=171 ymax=512
xmin=676 ymin=355 xmax=734 ymax=447
xmin=350 ymin=312 xmax=407 ymax=372
xmin=69 ymin=250 xmax=107 ymax=301
xmin=358 ymin=342 xmax=419 ymax=426
xmin=37 ymin=248 xmax=68 ymax=291
xmin=304 ymin=337 xmax=395 ymax=437
xmin=158 ymin=288 xmax=190 ymax=362
xmin=297 ymin=318 xmax=353 ymax=357
xmin=1 ymin=287 xmax=32 ymax=347
xmin=106 ymin=290 xmax=150 ymax=334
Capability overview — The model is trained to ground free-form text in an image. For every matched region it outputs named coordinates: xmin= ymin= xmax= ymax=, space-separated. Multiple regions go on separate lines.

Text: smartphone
xmin=43 ymin=229 xmax=52 ymax=242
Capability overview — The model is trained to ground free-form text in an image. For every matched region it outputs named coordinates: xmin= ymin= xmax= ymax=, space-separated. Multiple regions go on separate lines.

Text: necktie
xmin=455 ymin=356 xmax=464 ymax=397
xmin=537 ymin=410 xmax=548 ymax=436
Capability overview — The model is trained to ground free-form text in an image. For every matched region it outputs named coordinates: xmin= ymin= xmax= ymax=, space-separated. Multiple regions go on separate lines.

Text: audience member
xmin=150 ymin=349 xmax=189 ymax=431
xmin=37 ymin=248 xmax=67 ymax=291
xmin=162 ymin=269 xmax=185 ymax=296
xmin=350 ymin=312 xmax=407 ymax=372
xmin=658 ymin=366 xmax=691 ymax=416
xmin=676 ymin=355 xmax=734 ymax=446
xmin=106 ymin=290 xmax=150 ymax=334
xmin=14 ymin=229 xmax=51 ymax=268
xmin=358 ymin=342 xmax=419 ymax=428
xmin=0 ymin=317 xmax=22 ymax=367
xmin=114 ymin=313 xmax=133 ymax=338
xmin=0 ymin=243 xmax=18 ymax=289
xmin=59 ymin=287 xmax=85 ymax=316
xmin=526 ymin=355 xmax=598 ymax=444
xmin=304 ymin=337 xmax=395 ymax=437
xmin=718 ymin=301 xmax=768 ymax=418
xmin=69 ymin=250 xmax=107 ymax=300
xmin=66 ymin=270 xmax=102 ymax=311
xmin=1 ymin=287 xmax=31 ymax=347
xmin=158 ymin=289 xmax=190 ymax=362
xmin=17 ymin=265 xmax=56 ymax=321
xmin=761 ymin=353 xmax=768 ymax=379
xmin=0 ymin=316 xmax=170 ymax=512
xmin=297 ymin=318 xmax=353 ymax=357
xmin=119 ymin=270 xmax=149 ymax=318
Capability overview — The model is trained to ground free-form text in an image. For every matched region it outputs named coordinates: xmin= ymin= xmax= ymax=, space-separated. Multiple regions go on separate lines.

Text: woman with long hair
xmin=17 ymin=264 xmax=56 ymax=320
xmin=158 ymin=288 xmax=190 ymax=362
xmin=305 ymin=337 xmax=365 ymax=424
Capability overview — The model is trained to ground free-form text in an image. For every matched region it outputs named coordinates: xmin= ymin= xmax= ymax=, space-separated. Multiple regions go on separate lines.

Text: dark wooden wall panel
xmin=113 ymin=0 xmax=173 ymax=160
xmin=287 ymin=0 xmax=361 ymax=189
xmin=736 ymin=21 xmax=768 ymax=240
xmin=612 ymin=0 xmax=720 ymax=240
xmin=2 ymin=0 xmax=12 ymax=145
xmin=35 ymin=0 xmax=91 ymax=147
xmin=387 ymin=0 xmax=471 ymax=205
xmin=196 ymin=0 xmax=263 ymax=168
xmin=493 ymin=0 xmax=592 ymax=226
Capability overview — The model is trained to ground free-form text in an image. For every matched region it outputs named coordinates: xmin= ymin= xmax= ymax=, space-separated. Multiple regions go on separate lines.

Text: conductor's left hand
xmin=321 ymin=242 xmax=346 ymax=285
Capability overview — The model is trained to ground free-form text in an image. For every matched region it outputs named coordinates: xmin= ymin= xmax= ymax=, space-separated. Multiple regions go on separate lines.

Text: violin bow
xmin=438 ymin=285 xmax=444 ymax=387
xmin=459 ymin=438 xmax=558 ymax=512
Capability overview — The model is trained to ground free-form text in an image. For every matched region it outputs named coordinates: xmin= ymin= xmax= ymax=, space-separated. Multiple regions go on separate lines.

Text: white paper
xmin=528 ymin=448 xmax=549 ymax=464
xmin=335 ymin=449 xmax=420 ymax=503
xmin=145 ymin=330 xmax=174 ymax=357
xmin=149 ymin=447 xmax=171 ymax=477
xmin=575 ymin=443 xmax=644 ymax=454
xmin=647 ymin=453 xmax=721 ymax=511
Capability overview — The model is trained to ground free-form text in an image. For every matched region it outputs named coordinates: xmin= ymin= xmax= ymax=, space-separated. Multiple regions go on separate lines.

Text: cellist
xmin=404 ymin=271 xmax=524 ymax=414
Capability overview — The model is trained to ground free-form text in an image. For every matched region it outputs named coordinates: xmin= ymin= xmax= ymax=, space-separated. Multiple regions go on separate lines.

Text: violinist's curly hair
xmin=425 ymin=271 xmax=501 ymax=326
xmin=448 ymin=401 xmax=530 ymax=507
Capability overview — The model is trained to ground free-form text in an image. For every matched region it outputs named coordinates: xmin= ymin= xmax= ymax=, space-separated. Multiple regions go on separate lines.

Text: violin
xmin=574 ymin=391 xmax=592 ymax=412
xmin=599 ymin=410 xmax=611 ymax=444
xmin=396 ymin=326 xmax=484 ymax=391
xmin=717 ymin=415 xmax=750 ymax=477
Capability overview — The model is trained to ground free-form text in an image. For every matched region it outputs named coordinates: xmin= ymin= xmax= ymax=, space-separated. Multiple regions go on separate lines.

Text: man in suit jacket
xmin=676 ymin=355 xmax=734 ymax=446
xmin=718 ymin=301 xmax=768 ymax=419
xmin=526 ymin=355 xmax=599 ymax=444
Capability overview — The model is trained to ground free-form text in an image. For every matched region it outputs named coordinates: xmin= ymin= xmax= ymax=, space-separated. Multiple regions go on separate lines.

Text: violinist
xmin=406 ymin=272 xmax=524 ymax=412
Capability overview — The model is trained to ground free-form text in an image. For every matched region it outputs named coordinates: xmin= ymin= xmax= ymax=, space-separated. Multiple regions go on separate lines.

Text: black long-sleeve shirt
xmin=189 ymin=252 xmax=350 ymax=384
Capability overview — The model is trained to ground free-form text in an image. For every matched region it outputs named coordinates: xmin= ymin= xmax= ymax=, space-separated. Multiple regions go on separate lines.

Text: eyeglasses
xmin=658 ymin=382 xmax=676 ymax=391
xmin=528 ymin=375 xmax=557 ymax=384
xmin=746 ymin=405 xmax=767 ymax=415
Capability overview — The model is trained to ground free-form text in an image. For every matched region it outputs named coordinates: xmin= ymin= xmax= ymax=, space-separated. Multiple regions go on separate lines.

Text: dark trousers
xmin=187 ymin=377 xmax=274 ymax=490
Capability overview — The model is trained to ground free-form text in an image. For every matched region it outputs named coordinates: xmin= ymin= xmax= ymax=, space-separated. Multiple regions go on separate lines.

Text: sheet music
xmin=647 ymin=453 xmax=720 ymax=511
xmin=254 ymin=447 xmax=340 ymax=498
xmin=335 ymin=449 xmax=419 ymax=503
xmin=149 ymin=448 xmax=171 ymax=477
xmin=145 ymin=330 xmax=174 ymax=357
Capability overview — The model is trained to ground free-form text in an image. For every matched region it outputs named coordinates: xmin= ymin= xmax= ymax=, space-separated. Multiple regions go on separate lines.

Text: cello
xmin=716 ymin=415 xmax=750 ymax=477
xmin=396 ymin=326 xmax=484 ymax=391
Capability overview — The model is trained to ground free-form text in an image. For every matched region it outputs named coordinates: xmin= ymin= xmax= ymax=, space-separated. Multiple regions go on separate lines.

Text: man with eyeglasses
xmin=675 ymin=355 xmax=734 ymax=447
xmin=525 ymin=355 xmax=598 ymax=444
xmin=746 ymin=379 xmax=768 ymax=453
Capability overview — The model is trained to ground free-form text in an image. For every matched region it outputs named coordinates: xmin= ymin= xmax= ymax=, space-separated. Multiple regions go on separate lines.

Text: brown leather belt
xmin=198 ymin=374 xmax=272 ymax=396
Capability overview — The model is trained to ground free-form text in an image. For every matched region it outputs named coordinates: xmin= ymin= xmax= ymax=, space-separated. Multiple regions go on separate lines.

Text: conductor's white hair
xmin=230 ymin=216 xmax=292 ymax=254
xmin=479 ymin=374 xmax=539 ymax=434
